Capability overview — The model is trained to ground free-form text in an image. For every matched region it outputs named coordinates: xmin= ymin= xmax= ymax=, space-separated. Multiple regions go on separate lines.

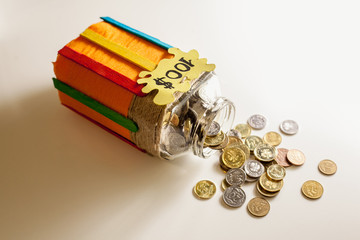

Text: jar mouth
xmin=192 ymin=97 xmax=235 ymax=158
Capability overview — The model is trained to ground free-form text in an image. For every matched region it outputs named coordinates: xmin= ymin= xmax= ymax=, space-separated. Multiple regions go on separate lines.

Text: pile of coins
xmin=193 ymin=114 xmax=337 ymax=217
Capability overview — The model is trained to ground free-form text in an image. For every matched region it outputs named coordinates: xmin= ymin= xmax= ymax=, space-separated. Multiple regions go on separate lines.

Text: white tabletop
xmin=1 ymin=0 xmax=360 ymax=239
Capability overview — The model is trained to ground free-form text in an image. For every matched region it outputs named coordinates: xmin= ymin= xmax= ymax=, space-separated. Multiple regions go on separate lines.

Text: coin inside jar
xmin=193 ymin=180 xmax=216 ymax=199
xmin=207 ymin=121 xmax=221 ymax=137
xmin=301 ymin=180 xmax=323 ymax=199
xmin=247 ymin=197 xmax=270 ymax=217
xmin=318 ymin=159 xmax=337 ymax=175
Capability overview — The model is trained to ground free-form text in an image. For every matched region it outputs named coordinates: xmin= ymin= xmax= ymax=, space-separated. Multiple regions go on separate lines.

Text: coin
xmin=263 ymin=131 xmax=282 ymax=146
xmin=228 ymin=136 xmax=243 ymax=145
xmin=280 ymin=120 xmax=299 ymax=135
xmin=223 ymin=186 xmax=246 ymax=208
xmin=193 ymin=180 xmax=216 ymax=199
xmin=245 ymin=135 xmax=264 ymax=152
xmin=287 ymin=149 xmax=306 ymax=166
xmin=225 ymin=168 xmax=246 ymax=186
xmin=275 ymin=148 xmax=291 ymax=167
xmin=225 ymin=143 xmax=250 ymax=160
xmin=247 ymin=197 xmax=270 ymax=217
xmin=222 ymin=148 xmax=246 ymax=169
xmin=256 ymin=181 xmax=279 ymax=198
xmin=227 ymin=129 xmax=242 ymax=139
xmin=204 ymin=131 xmax=225 ymax=147
xmin=221 ymin=179 xmax=230 ymax=191
xmin=259 ymin=173 xmax=284 ymax=192
xmin=210 ymin=134 xmax=229 ymax=150
xmin=207 ymin=121 xmax=221 ymax=137
xmin=254 ymin=144 xmax=277 ymax=162
xmin=244 ymin=159 xmax=265 ymax=178
xmin=318 ymin=159 xmax=337 ymax=175
xmin=235 ymin=124 xmax=252 ymax=138
xmin=245 ymin=175 xmax=259 ymax=182
xmin=301 ymin=180 xmax=323 ymax=199
xmin=248 ymin=114 xmax=267 ymax=130
xmin=267 ymin=164 xmax=286 ymax=181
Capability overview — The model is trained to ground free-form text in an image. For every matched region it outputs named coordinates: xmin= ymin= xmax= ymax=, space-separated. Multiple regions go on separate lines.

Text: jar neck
xmin=191 ymin=97 xmax=235 ymax=158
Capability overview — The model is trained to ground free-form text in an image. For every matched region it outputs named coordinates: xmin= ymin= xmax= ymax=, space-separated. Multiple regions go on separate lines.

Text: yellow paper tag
xmin=137 ymin=48 xmax=215 ymax=105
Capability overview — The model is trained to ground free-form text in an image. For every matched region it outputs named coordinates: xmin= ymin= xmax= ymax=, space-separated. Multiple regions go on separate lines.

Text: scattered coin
xmin=228 ymin=136 xmax=243 ymax=145
xmin=287 ymin=149 xmax=306 ymax=166
xmin=235 ymin=123 xmax=252 ymax=138
xmin=247 ymin=197 xmax=270 ymax=217
xmin=204 ymin=131 xmax=225 ymax=147
xmin=244 ymin=159 xmax=265 ymax=178
xmin=301 ymin=180 xmax=323 ymax=199
xmin=245 ymin=135 xmax=263 ymax=152
xmin=207 ymin=121 xmax=221 ymax=137
xmin=225 ymin=143 xmax=250 ymax=159
xmin=227 ymin=129 xmax=242 ymax=139
xmin=248 ymin=114 xmax=267 ymax=130
xmin=210 ymin=134 xmax=229 ymax=150
xmin=280 ymin=120 xmax=299 ymax=135
xmin=221 ymin=179 xmax=230 ymax=191
xmin=259 ymin=173 xmax=284 ymax=192
xmin=225 ymin=168 xmax=246 ymax=186
xmin=256 ymin=181 xmax=280 ymax=198
xmin=254 ymin=144 xmax=277 ymax=162
xmin=263 ymin=131 xmax=282 ymax=146
xmin=318 ymin=159 xmax=337 ymax=175
xmin=275 ymin=148 xmax=292 ymax=167
xmin=193 ymin=180 xmax=216 ymax=199
xmin=222 ymin=148 xmax=246 ymax=169
xmin=223 ymin=186 xmax=246 ymax=208
xmin=267 ymin=164 xmax=286 ymax=181
xmin=245 ymin=175 xmax=259 ymax=183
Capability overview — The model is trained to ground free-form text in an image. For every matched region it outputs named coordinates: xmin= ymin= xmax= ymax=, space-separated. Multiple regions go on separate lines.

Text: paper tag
xmin=137 ymin=48 xmax=215 ymax=105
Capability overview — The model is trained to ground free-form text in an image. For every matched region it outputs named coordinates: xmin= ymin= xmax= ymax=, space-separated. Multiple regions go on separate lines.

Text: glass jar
xmin=159 ymin=71 xmax=235 ymax=160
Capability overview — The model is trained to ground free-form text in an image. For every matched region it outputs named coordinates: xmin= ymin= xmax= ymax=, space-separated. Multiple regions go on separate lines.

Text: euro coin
xmin=247 ymin=197 xmax=270 ymax=217
xmin=267 ymin=164 xmax=286 ymax=181
xmin=279 ymin=120 xmax=299 ymax=135
xmin=254 ymin=144 xmax=276 ymax=162
xmin=301 ymin=180 xmax=323 ymax=199
xmin=287 ymin=149 xmax=306 ymax=166
xmin=318 ymin=159 xmax=337 ymax=175
xmin=245 ymin=135 xmax=263 ymax=152
xmin=263 ymin=131 xmax=282 ymax=146
xmin=248 ymin=114 xmax=267 ymax=130
xmin=259 ymin=173 xmax=284 ymax=192
xmin=235 ymin=123 xmax=252 ymax=138
xmin=256 ymin=181 xmax=280 ymax=198
xmin=222 ymin=147 xmax=246 ymax=169
xmin=204 ymin=131 xmax=225 ymax=147
xmin=193 ymin=180 xmax=216 ymax=199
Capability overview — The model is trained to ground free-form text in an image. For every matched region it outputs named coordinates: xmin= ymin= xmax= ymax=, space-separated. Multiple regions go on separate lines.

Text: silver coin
xmin=207 ymin=121 xmax=221 ymax=136
xmin=247 ymin=114 xmax=267 ymax=130
xmin=279 ymin=120 xmax=299 ymax=135
xmin=244 ymin=159 xmax=265 ymax=178
xmin=225 ymin=168 xmax=246 ymax=186
xmin=245 ymin=175 xmax=258 ymax=182
xmin=223 ymin=186 xmax=246 ymax=208
xmin=227 ymin=129 xmax=241 ymax=139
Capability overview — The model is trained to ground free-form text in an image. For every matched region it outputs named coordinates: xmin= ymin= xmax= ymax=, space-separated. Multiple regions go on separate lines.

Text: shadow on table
xmin=0 ymin=87 xmax=201 ymax=239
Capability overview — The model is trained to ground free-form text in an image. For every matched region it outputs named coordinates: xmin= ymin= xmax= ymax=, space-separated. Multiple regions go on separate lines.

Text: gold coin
xmin=244 ymin=135 xmax=263 ymax=152
xmin=204 ymin=131 xmax=225 ymax=147
xmin=221 ymin=147 xmax=246 ymax=169
xmin=228 ymin=136 xmax=243 ymax=145
xmin=263 ymin=131 xmax=282 ymax=146
xmin=210 ymin=134 xmax=229 ymax=150
xmin=224 ymin=143 xmax=250 ymax=159
xmin=256 ymin=181 xmax=279 ymax=198
xmin=267 ymin=164 xmax=286 ymax=181
xmin=287 ymin=149 xmax=306 ymax=166
xmin=301 ymin=180 xmax=323 ymax=199
xmin=193 ymin=180 xmax=216 ymax=199
xmin=254 ymin=144 xmax=276 ymax=162
xmin=318 ymin=159 xmax=337 ymax=175
xmin=259 ymin=173 xmax=283 ymax=192
xmin=247 ymin=197 xmax=270 ymax=217
xmin=221 ymin=179 xmax=230 ymax=191
xmin=235 ymin=123 xmax=252 ymax=139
